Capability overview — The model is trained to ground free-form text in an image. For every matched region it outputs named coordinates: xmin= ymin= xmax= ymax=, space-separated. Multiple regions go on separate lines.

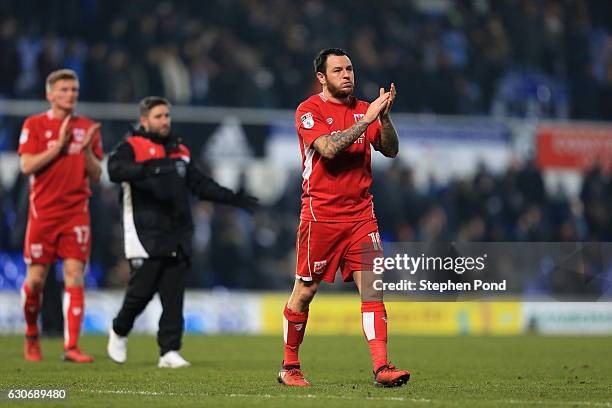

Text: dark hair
xmin=139 ymin=96 xmax=171 ymax=117
xmin=314 ymin=48 xmax=349 ymax=74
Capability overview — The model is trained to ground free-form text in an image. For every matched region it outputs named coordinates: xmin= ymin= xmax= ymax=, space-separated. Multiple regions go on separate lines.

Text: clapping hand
xmin=82 ymin=122 xmax=101 ymax=151
xmin=380 ymin=83 xmax=396 ymax=118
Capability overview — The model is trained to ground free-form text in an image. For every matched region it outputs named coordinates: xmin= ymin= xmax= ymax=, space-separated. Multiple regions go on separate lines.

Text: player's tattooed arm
xmin=377 ymin=83 xmax=398 ymax=158
xmin=378 ymin=116 xmax=399 ymax=158
xmin=313 ymin=121 xmax=369 ymax=159
xmin=312 ymin=90 xmax=391 ymax=159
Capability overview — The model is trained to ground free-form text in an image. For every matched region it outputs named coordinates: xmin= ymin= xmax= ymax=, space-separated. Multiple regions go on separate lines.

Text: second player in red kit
xmin=19 ymin=69 xmax=102 ymax=363
xmin=278 ymin=48 xmax=410 ymax=387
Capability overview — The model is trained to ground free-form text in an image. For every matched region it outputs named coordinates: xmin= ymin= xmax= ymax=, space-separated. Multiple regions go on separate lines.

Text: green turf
xmin=1 ymin=335 xmax=611 ymax=407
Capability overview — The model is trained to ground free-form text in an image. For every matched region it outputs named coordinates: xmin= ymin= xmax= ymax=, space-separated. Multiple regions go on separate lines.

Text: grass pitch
xmin=1 ymin=335 xmax=611 ymax=407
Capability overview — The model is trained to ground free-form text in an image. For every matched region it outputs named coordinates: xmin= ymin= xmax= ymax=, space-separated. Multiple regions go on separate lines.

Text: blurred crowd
xmin=0 ymin=0 xmax=611 ymax=118
xmin=2 ymin=157 xmax=612 ymax=291
xmin=1 ymin=0 xmax=612 ymax=294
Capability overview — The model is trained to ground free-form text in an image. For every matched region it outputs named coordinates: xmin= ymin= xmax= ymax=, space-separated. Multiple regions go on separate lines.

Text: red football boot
xmin=24 ymin=337 xmax=42 ymax=361
xmin=374 ymin=363 xmax=410 ymax=387
xmin=63 ymin=347 xmax=94 ymax=363
xmin=277 ymin=364 xmax=310 ymax=386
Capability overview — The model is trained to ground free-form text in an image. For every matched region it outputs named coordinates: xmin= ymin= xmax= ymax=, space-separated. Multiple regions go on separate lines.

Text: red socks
xmin=283 ymin=304 xmax=308 ymax=367
xmin=63 ymin=286 xmax=84 ymax=350
xmin=282 ymin=301 xmax=387 ymax=371
xmin=23 ymin=283 xmax=85 ymax=349
xmin=21 ymin=284 xmax=42 ymax=337
xmin=361 ymin=301 xmax=388 ymax=372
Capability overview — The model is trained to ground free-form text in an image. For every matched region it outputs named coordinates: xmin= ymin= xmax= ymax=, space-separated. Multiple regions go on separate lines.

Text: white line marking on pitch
xmin=81 ymin=389 xmax=427 ymax=403
xmin=80 ymin=389 xmax=612 ymax=406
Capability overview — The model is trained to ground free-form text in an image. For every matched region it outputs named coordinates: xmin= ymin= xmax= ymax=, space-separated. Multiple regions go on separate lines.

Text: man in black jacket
xmin=106 ymin=96 xmax=257 ymax=368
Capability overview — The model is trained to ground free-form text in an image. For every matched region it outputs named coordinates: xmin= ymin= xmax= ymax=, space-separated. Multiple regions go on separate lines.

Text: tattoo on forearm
xmin=320 ymin=121 xmax=369 ymax=157
xmin=379 ymin=117 xmax=399 ymax=157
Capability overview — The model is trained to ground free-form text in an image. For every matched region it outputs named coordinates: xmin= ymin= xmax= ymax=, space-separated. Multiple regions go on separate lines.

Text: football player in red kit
xmin=277 ymin=48 xmax=410 ymax=387
xmin=18 ymin=69 xmax=103 ymax=363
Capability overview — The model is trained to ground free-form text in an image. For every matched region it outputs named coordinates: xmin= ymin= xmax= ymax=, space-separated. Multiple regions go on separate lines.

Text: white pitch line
xmin=488 ymin=400 xmax=612 ymax=407
xmin=80 ymin=389 xmax=612 ymax=407
xmin=81 ymin=389 xmax=428 ymax=403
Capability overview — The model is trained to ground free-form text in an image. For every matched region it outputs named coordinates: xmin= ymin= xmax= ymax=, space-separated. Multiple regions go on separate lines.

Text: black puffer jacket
xmin=107 ymin=131 xmax=239 ymax=259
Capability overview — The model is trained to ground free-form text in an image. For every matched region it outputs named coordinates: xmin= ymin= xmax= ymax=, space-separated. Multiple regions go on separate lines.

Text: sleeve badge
xmin=300 ymin=112 xmax=315 ymax=129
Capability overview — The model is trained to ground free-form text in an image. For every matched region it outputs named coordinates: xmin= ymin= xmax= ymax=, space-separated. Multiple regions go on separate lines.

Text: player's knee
xmin=26 ymin=266 xmax=48 ymax=290
xmin=63 ymin=270 xmax=84 ymax=286
xmin=63 ymin=260 xmax=85 ymax=286
xmin=297 ymin=284 xmax=318 ymax=305
xmin=300 ymin=294 xmax=316 ymax=308
xmin=27 ymin=278 xmax=45 ymax=291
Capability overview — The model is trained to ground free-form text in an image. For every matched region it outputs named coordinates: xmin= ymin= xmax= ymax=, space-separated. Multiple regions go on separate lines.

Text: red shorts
xmin=295 ymin=218 xmax=383 ymax=283
xmin=24 ymin=212 xmax=91 ymax=264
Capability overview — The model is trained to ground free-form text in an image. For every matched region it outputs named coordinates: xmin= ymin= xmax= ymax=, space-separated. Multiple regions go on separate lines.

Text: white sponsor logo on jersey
xmin=45 ymin=130 xmax=53 ymax=139
xmin=301 ymin=112 xmax=314 ymax=129
xmin=326 ymin=117 xmax=333 ymax=125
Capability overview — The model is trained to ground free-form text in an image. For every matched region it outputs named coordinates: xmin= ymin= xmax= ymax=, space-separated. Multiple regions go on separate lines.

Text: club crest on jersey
xmin=326 ymin=117 xmax=333 ymax=125
xmin=45 ymin=130 xmax=53 ymax=139
xmin=313 ymin=260 xmax=327 ymax=274
xmin=175 ymin=160 xmax=186 ymax=178
xmin=73 ymin=128 xmax=85 ymax=142
xmin=301 ymin=112 xmax=314 ymax=129
xmin=30 ymin=243 xmax=43 ymax=259
xmin=353 ymin=113 xmax=365 ymax=122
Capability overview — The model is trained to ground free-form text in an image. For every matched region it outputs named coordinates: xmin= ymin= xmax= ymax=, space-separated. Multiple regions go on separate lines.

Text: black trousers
xmin=113 ymin=253 xmax=189 ymax=355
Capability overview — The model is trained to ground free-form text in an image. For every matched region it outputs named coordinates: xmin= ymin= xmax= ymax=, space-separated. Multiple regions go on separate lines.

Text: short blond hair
xmin=45 ymin=69 xmax=79 ymax=93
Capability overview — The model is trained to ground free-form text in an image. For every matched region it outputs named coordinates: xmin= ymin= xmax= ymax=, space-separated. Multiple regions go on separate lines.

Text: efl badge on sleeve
xmin=301 ymin=112 xmax=315 ymax=129
xmin=19 ymin=129 xmax=29 ymax=145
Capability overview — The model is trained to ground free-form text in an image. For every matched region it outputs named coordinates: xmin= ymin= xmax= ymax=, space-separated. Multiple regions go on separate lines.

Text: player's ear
xmin=139 ymin=116 xmax=147 ymax=130
xmin=316 ymin=71 xmax=326 ymax=86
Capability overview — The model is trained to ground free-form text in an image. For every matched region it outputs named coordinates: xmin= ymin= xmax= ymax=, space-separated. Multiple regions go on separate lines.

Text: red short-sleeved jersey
xmin=18 ymin=110 xmax=103 ymax=220
xmin=295 ymin=93 xmax=382 ymax=222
